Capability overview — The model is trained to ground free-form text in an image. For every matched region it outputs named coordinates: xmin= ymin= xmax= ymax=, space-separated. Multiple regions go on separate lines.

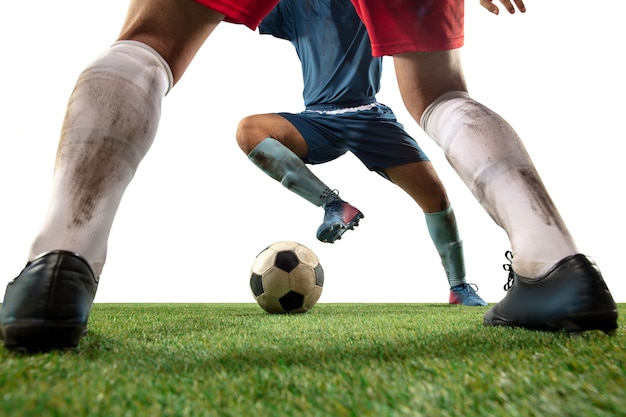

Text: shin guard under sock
xmin=29 ymin=41 xmax=173 ymax=276
xmin=425 ymin=206 xmax=466 ymax=287
xmin=248 ymin=138 xmax=335 ymax=207
xmin=421 ymin=91 xmax=578 ymax=278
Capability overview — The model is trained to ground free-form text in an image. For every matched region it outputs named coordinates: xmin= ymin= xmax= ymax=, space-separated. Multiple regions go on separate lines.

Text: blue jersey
xmin=259 ymin=0 xmax=381 ymax=108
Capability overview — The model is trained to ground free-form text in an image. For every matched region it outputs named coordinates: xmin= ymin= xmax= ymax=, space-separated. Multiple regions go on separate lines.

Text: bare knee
xmin=236 ymin=115 xmax=270 ymax=155
xmin=423 ymin=194 xmax=451 ymax=213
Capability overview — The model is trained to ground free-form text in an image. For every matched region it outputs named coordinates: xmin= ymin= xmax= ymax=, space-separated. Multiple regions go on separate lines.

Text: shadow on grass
xmin=66 ymin=303 xmax=603 ymax=377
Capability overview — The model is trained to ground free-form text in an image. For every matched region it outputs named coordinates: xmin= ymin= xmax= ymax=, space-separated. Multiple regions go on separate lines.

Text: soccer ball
xmin=250 ymin=241 xmax=324 ymax=314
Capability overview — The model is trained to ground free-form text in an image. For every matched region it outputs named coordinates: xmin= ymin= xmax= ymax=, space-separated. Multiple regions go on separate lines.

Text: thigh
xmin=117 ymin=0 xmax=226 ymax=83
xmin=238 ymin=113 xmax=311 ymax=158
xmin=278 ymin=112 xmax=349 ymax=164
xmin=393 ymin=49 xmax=468 ymax=123
xmin=385 ymin=161 xmax=450 ymax=213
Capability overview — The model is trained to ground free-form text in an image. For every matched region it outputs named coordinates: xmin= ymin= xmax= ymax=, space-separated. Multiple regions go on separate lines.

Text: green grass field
xmin=1 ymin=303 xmax=625 ymax=417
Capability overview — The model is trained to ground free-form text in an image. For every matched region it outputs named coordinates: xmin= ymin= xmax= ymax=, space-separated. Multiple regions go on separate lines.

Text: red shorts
xmin=194 ymin=0 xmax=278 ymax=30
xmin=349 ymin=0 xmax=464 ymax=56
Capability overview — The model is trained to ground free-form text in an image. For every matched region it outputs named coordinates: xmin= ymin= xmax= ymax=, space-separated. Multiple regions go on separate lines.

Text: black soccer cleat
xmin=0 ymin=250 xmax=98 ymax=351
xmin=483 ymin=251 xmax=618 ymax=334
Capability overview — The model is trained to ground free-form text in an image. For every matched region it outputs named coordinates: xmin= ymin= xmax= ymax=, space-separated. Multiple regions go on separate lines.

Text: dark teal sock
xmin=424 ymin=206 xmax=466 ymax=288
xmin=248 ymin=138 xmax=332 ymax=206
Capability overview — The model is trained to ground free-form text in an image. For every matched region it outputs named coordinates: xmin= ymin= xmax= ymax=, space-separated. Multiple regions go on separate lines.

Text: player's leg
xmin=237 ymin=113 xmax=333 ymax=205
xmin=0 ymin=0 xmax=276 ymax=350
xmin=29 ymin=0 xmax=223 ymax=279
xmin=399 ymin=52 xmax=616 ymax=331
xmin=393 ymin=49 xmax=581 ymax=278
xmin=337 ymin=103 xmax=484 ymax=305
xmin=418 ymin=84 xmax=617 ymax=331
xmin=351 ymin=0 xmax=617 ymax=331
xmin=384 ymin=161 xmax=487 ymax=306
xmin=236 ymin=114 xmax=363 ymax=243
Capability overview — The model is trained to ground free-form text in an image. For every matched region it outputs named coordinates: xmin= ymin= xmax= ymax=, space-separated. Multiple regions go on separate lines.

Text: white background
xmin=0 ymin=1 xmax=624 ymax=304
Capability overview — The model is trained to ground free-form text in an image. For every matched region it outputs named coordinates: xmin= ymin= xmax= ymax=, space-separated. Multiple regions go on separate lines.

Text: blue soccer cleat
xmin=316 ymin=195 xmax=364 ymax=243
xmin=449 ymin=283 xmax=488 ymax=306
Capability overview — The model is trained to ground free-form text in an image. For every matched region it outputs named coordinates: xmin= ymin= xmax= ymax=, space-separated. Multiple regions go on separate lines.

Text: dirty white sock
xmin=29 ymin=41 xmax=173 ymax=276
xmin=421 ymin=91 xmax=578 ymax=278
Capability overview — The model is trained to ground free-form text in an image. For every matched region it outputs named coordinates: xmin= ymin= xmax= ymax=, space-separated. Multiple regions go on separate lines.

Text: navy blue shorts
xmin=278 ymin=102 xmax=429 ymax=179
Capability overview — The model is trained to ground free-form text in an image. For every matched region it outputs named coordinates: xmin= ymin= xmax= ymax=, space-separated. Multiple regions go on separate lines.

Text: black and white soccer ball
xmin=250 ymin=241 xmax=324 ymax=314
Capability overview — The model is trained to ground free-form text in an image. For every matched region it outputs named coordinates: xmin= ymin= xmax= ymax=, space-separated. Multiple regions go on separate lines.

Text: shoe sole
xmin=2 ymin=320 xmax=86 ymax=351
xmin=449 ymin=301 xmax=488 ymax=306
xmin=560 ymin=313 xmax=618 ymax=336
xmin=486 ymin=310 xmax=618 ymax=335
xmin=318 ymin=213 xmax=364 ymax=243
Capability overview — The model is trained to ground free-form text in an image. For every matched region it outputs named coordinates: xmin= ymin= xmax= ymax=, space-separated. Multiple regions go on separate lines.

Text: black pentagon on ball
xmin=250 ymin=273 xmax=264 ymax=296
xmin=279 ymin=290 xmax=305 ymax=311
xmin=274 ymin=250 xmax=300 ymax=273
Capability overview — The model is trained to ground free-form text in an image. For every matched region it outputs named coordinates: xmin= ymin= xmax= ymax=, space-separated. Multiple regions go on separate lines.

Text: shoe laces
xmin=322 ymin=189 xmax=341 ymax=207
xmin=467 ymin=283 xmax=480 ymax=294
xmin=452 ymin=283 xmax=480 ymax=295
xmin=502 ymin=250 xmax=514 ymax=291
